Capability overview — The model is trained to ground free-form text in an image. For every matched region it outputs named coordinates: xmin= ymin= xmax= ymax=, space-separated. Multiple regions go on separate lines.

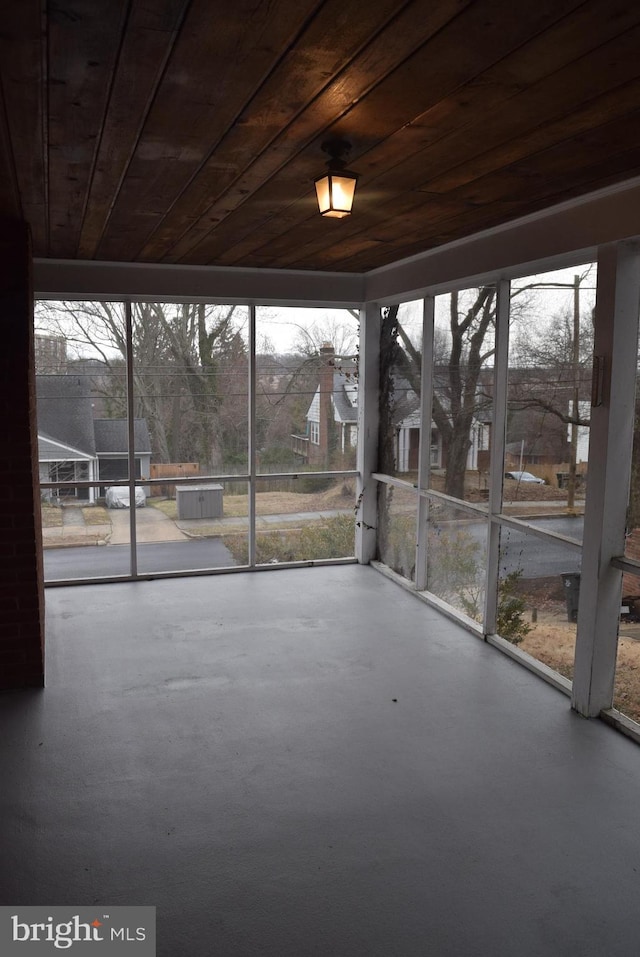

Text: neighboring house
xmin=36 ymin=375 xmax=151 ymax=503
xmin=306 ymin=367 xmax=359 ymax=462
xmin=292 ymin=345 xmax=487 ymax=472
xmin=92 ymin=418 xmax=152 ymax=492
xmin=391 ymin=379 xmax=443 ymax=472
xmin=504 ymin=366 xmax=592 ymax=468
xmin=291 ymin=344 xmax=358 ymax=468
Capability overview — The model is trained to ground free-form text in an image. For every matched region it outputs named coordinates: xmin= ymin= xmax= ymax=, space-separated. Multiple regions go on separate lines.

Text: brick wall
xmin=0 ymin=221 xmax=45 ymax=689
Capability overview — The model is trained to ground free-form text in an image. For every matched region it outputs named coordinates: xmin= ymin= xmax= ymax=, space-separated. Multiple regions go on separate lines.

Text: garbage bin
xmin=561 ymin=573 xmax=581 ymax=622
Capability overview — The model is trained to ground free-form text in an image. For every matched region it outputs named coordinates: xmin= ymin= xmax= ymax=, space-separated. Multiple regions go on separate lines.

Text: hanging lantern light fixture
xmin=314 ymin=139 xmax=358 ymax=218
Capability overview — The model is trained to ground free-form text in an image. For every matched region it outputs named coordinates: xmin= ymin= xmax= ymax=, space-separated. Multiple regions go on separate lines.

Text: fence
xmin=149 ymin=463 xmax=200 ymax=497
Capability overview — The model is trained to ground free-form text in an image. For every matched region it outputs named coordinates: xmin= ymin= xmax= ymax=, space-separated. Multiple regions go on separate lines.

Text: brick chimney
xmin=318 ymin=342 xmax=335 ymax=468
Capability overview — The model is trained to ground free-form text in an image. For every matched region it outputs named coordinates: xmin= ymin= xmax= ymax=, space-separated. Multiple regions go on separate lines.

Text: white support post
xmin=356 ymin=302 xmax=381 ymax=564
xmin=248 ymin=304 xmax=256 ymax=568
xmin=484 ymin=279 xmax=510 ymax=634
xmin=572 ymin=242 xmax=640 ymax=717
xmin=89 ymin=460 xmax=96 ymax=505
xmin=125 ymin=300 xmax=138 ymax=578
xmin=414 ymin=296 xmax=434 ymax=591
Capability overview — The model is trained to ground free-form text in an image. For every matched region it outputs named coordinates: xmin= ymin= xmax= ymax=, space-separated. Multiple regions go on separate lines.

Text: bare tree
xmin=509 ymin=273 xmax=595 ymax=507
xmin=35 ymin=300 xmax=248 ymax=471
xmin=379 ymin=275 xmax=596 ymax=503
xmin=380 ymin=288 xmax=497 ymax=500
xmin=293 ymin=313 xmax=359 ymax=360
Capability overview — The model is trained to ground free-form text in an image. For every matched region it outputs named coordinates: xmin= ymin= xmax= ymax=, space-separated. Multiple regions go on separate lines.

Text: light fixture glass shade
xmin=315 ymin=170 xmax=357 ymax=218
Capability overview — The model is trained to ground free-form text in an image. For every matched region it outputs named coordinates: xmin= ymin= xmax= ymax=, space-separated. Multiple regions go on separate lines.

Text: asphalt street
xmin=493 ymin=516 xmax=583 ymax=578
xmin=44 ymin=538 xmax=236 ymax=580
xmin=44 ymin=516 xmax=585 ymax=582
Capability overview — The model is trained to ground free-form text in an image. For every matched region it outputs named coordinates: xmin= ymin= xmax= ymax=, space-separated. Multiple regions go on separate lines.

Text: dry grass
xmin=41 ymin=504 xmax=63 ymax=527
xmin=81 ymin=506 xmax=110 ymax=525
xmin=148 ymin=498 xmax=177 ymax=519
xmin=515 ymin=605 xmax=640 ymax=724
xmin=612 ymin=639 xmax=640 ymax=723
xmin=384 ymin=471 xmax=582 ymax=512
xmin=255 ymin=483 xmax=355 ymax=516
xmin=150 ymin=473 xmax=578 ymax=523
xmin=149 ymin=481 xmax=356 ymax=521
xmin=519 ymin=610 xmax=577 ymax=681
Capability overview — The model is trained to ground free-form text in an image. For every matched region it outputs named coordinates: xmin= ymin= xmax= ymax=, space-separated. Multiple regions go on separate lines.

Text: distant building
xmin=34 ymin=335 xmax=67 ymax=374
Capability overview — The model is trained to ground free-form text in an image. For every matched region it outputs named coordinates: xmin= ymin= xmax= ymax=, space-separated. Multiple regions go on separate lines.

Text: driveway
xmin=109 ymin=505 xmax=189 ymax=545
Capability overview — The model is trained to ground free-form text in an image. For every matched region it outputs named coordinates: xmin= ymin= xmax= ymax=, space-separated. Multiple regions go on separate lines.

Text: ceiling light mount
xmin=315 ymin=138 xmax=358 ymax=218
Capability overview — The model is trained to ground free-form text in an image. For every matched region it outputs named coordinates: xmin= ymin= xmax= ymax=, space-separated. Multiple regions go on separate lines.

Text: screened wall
xmin=34 ymin=233 xmax=640 ymax=741
xmin=36 ymin=301 xmax=359 ymax=583
xmin=368 ymin=252 xmax=640 ymax=739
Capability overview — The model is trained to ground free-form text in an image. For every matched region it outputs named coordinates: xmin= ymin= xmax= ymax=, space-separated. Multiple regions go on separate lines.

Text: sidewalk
xmin=42 ymin=507 xmax=111 ymax=548
xmin=176 ymin=508 xmax=350 ymax=536
xmin=41 ymin=505 xmax=352 ymax=547
xmin=41 ymin=501 xmax=582 ymax=548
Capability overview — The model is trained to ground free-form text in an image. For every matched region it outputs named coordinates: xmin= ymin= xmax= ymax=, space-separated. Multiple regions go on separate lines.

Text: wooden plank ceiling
xmin=2 ymin=0 xmax=640 ymax=273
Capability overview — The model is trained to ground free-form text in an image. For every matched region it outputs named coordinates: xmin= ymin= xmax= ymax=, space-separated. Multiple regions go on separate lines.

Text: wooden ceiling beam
xmin=47 ymin=0 xmax=130 ymax=258
xmin=279 ymin=74 xmax=640 ymax=270
xmin=140 ymin=0 xmax=470 ymax=264
xmin=334 ymin=124 xmax=640 ymax=271
xmin=262 ymin=106 xmax=640 ymax=270
xmin=0 ymin=1 xmax=48 ymax=248
xmin=216 ymin=6 xmax=640 ymax=271
xmin=76 ymin=0 xmax=191 ymax=259
xmin=6 ymin=0 xmax=640 ymax=272
xmin=0 ymin=72 xmax=22 ymax=222
xmin=94 ymin=0 xmax=326 ymax=262
xmin=171 ymin=0 xmax=594 ymax=267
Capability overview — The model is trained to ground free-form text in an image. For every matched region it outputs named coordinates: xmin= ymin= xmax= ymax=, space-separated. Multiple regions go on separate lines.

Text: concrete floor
xmin=2 ymin=565 xmax=640 ymax=956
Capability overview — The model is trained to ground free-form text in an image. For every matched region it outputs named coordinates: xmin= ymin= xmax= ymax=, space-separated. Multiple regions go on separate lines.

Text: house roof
xmin=37 ymin=433 xmax=95 ymax=463
xmin=94 ymin=419 xmax=151 ymax=455
xmin=307 ymin=372 xmax=359 ymax=425
xmin=2 ymin=2 xmax=640 ymax=273
xmin=332 ymin=373 xmax=359 ymax=424
xmin=391 ymin=375 xmax=420 ymax=427
xmin=308 ymin=370 xmax=419 ymax=426
xmin=36 ymin=375 xmax=151 ymax=459
xmin=36 ymin=375 xmax=96 ymax=457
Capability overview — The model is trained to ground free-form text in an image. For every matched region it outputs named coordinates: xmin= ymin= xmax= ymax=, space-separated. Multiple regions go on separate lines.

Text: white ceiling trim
xmin=33 ymin=259 xmax=365 ymax=307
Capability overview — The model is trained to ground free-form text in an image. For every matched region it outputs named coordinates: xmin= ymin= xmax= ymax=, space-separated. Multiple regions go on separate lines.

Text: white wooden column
xmin=484 ymin=279 xmax=510 ymax=634
xmin=356 ymin=302 xmax=381 ymax=564
xmin=125 ymin=300 xmax=138 ymax=578
xmin=248 ymin=304 xmax=257 ymax=567
xmin=572 ymin=242 xmax=640 ymax=717
xmin=414 ymin=296 xmax=434 ymax=591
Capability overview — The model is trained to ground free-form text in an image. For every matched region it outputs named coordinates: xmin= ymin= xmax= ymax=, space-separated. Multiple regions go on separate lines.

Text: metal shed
xmin=176 ymin=484 xmax=224 ymax=520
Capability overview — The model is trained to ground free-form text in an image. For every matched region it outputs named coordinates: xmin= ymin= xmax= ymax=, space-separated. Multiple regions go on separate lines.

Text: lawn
xmin=494 ymin=600 xmax=640 ymax=725
xmin=41 ymin=504 xmax=63 ymax=527
xmin=82 ymin=506 xmax=110 ymax=525
xmin=149 ymin=481 xmax=356 ymax=520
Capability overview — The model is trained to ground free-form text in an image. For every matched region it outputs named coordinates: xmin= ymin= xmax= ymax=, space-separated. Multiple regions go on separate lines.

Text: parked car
xmin=504 ymin=470 xmax=545 ymax=484
xmin=105 ymin=486 xmax=146 ymax=508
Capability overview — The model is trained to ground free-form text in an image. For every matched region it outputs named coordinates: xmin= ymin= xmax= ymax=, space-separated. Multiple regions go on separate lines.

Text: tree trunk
xmin=444 ymin=427 xmax=471 ymax=499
